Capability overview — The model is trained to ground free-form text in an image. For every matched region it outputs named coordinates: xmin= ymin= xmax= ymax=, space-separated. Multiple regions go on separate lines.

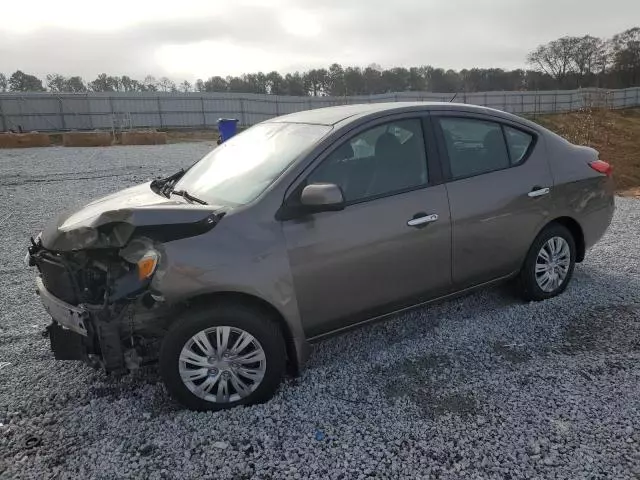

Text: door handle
xmin=407 ymin=213 xmax=438 ymax=227
xmin=528 ymin=187 xmax=550 ymax=198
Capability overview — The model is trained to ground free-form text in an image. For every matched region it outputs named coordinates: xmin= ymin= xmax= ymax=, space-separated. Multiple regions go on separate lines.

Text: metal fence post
xmin=520 ymin=93 xmax=524 ymax=114
xmin=86 ymin=93 xmax=94 ymax=130
xmin=108 ymin=96 xmax=115 ymax=130
xmin=275 ymin=97 xmax=280 ymax=116
xmin=157 ymin=95 xmax=164 ymax=129
xmin=239 ymin=98 xmax=246 ymax=126
xmin=0 ymin=97 xmax=6 ymax=132
xmin=57 ymin=96 xmax=66 ymax=130
xmin=201 ymin=96 xmax=206 ymax=128
xmin=623 ymin=88 xmax=629 ymax=108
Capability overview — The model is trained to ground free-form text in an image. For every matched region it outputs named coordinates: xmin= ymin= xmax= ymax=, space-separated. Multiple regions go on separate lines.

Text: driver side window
xmin=308 ymin=119 xmax=428 ymax=203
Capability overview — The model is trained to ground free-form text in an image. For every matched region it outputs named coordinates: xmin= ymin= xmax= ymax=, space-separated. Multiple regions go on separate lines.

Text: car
xmin=27 ymin=102 xmax=615 ymax=411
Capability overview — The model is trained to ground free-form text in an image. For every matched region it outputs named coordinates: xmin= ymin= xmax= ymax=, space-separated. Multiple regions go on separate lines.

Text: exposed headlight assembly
xmin=119 ymin=238 xmax=160 ymax=282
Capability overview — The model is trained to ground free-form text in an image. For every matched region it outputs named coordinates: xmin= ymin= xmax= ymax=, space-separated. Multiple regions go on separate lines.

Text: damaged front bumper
xmin=37 ymin=276 xmax=89 ymax=336
xmin=28 ymin=238 xmax=175 ymax=375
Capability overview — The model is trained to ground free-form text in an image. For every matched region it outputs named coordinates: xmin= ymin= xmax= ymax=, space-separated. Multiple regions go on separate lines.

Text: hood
xmin=41 ymin=182 xmax=226 ymax=251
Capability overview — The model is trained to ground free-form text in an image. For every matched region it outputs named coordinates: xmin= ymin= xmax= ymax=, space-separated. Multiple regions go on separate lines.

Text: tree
xmin=46 ymin=73 xmax=67 ymax=92
xmin=0 ymin=73 xmax=6 ymax=92
xmin=362 ymin=65 xmax=384 ymax=94
xmin=527 ymin=37 xmax=580 ymax=86
xmin=120 ymin=76 xmax=135 ymax=92
xmin=227 ymin=76 xmax=250 ymax=93
xmin=283 ymin=72 xmax=306 ymax=96
xmin=143 ymin=75 xmax=158 ymax=92
xmin=611 ymin=27 xmax=640 ymax=87
xmin=8 ymin=70 xmax=45 ymax=92
xmin=572 ymin=36 xmax=607 ymax=77
xmin=327 ymin=63 xmax=346 ymax=96
xmin=303 ymin=68 xmax=328 ymax=96
xmin=203 ymin=76 xmax=228 ymax=92
xmin=65 ymin=76 xmax=87 ymax=92
xmin=344 ymin=67 xmax=365 ymax=95
xmin=266 ymin=71 xmax=285 ymax=95
xmin=88 ymin=73 xmax=111 ymax=92
xmin=195 ymin=79 xmax=205 ymax=92
xmin=179 ymin=80 xmax=192 ymax=92
xmin=407 ymin=67 xmax=428 ymax=91
xmin=158 ymin=77 xmax=176 ymax=92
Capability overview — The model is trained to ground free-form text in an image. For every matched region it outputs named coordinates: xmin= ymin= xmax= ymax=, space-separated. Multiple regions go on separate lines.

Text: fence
xmin=1 ymin=87 xmax=639 ymax=132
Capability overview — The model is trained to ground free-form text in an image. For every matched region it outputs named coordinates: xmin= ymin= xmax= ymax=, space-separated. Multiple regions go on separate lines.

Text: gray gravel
xmin=1 ymin=144 xmax=639 ymax=479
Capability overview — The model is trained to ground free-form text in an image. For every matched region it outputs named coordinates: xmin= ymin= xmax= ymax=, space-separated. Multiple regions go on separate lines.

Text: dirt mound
xmin=535 ymin=108 xmax=640 ymax=192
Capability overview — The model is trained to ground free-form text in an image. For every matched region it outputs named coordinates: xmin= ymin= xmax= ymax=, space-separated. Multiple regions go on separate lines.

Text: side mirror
xmin=299 ymin=183 xmax=345 ymax=212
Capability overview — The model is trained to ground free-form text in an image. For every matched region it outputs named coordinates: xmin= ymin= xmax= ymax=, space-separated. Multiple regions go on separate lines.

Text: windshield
xmin=174 ymin=122 xmax=332 ymax=205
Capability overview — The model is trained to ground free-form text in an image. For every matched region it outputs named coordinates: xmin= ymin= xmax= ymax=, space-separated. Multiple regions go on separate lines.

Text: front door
xmin=281 ymin=117 xmax=452 ymax=338
xmin=433 ymin=113 xmax=554 ymax=288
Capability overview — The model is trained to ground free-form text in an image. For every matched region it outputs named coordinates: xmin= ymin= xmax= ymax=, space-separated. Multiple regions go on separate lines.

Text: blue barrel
xmin=217 ymin=118 xmax=239 ymax=143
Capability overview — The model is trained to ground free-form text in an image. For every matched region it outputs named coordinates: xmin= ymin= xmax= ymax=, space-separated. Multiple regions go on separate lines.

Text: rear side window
xmin=504 ymin=126 xmax=534 ymax=165
xmin=438 ymin=117 xmax=510 ymax=179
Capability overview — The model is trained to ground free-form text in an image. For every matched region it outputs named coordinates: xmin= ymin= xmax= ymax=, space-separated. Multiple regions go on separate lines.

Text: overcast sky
xmin=1 ymin=0 xmax=638 ymax=82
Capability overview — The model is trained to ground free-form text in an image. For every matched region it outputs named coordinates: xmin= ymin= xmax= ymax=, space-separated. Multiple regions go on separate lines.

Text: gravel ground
xmin=1 ymin=144 xmax=639 ymax=480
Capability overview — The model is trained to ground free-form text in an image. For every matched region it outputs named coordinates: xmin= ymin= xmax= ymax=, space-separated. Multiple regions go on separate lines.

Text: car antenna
xmin=449 ymin=92 xmax=459 ymax=102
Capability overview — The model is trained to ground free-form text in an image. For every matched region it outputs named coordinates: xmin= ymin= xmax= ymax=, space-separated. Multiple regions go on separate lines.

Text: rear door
xmin=281 ymin=116 xmax=452 ymax=338
xmin=433 ymin=112 xmax=554 ymax=288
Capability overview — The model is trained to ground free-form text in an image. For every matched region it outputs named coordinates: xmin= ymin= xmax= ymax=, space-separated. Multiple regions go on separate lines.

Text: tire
xmin=517 ymin=223 xmax=577 ymax=302
xmin=159 ymin=303 xmax=286 ymax=411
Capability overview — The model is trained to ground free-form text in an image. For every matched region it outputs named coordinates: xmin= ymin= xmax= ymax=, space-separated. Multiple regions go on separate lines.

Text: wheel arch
xmin=545 ymin=216 xmax=586 ymax=262
xmin=180 ymin=291 xmax=303 ymax=375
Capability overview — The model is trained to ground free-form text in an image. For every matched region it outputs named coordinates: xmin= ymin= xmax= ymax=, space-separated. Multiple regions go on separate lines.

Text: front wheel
xmin=159 ymin=303 xmax=286 ymax=411
xmin=517 ymin=223 xmax=576 ymax=301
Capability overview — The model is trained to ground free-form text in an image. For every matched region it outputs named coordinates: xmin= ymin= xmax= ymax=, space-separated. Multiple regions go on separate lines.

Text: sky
xmin=0 ymin=0 xmax=638 ymax=82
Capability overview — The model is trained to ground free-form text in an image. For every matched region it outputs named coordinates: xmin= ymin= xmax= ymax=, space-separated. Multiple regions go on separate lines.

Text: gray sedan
xmin=28 ymin=102 xmax=614 ymax=410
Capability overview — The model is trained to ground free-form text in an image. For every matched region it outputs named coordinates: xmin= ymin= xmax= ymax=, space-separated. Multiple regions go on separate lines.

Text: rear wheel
xmin=159 ymin=303 xmax=286 ymax=411
xmin=517 ymin=223 xmax=576 ymax=301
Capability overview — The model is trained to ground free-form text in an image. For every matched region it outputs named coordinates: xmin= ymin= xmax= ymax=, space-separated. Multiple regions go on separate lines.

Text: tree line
xmin=0 ymin=27 xmax=638 ymax=96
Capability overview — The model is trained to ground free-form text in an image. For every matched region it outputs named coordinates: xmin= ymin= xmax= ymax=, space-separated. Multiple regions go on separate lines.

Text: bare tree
xmin=0 ymin=73 xmax=8 ymax=92
xmin=179 ymin=80 xmax=192 ymax=92
xmin=143 ymin=75 xmax=158 ymax=92
xmin=158 ymin=77 xmax=176 ymax=92
xmin=527 ymin=37 xmax=580 ymax=84
xmin=572 ymin=35 xmax=607 ymax=77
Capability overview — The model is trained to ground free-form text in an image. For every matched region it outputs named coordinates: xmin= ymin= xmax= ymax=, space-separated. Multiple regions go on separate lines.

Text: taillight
xmin=589 ymin=160 xmax=612 ymax=176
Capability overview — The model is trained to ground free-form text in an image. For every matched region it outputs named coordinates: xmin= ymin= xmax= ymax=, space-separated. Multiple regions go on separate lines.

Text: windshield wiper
xmin=170 ymin=189 xmax=208 ymax=205
xmin=151 ymin=169 xmax=185 ymax=198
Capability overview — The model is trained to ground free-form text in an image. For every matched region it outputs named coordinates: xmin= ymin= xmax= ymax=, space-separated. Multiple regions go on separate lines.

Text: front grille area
xmin=38 ymin=256 xmax=79 ymax=305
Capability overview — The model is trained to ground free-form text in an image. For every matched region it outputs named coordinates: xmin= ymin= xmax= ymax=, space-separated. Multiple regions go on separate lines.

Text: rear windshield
xmin=175 ymin=122 xmax=332 ymax=206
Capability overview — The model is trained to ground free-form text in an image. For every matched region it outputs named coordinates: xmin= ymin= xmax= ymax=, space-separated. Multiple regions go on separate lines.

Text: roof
xmin=268 ymin=101 xmax=526 ymax=127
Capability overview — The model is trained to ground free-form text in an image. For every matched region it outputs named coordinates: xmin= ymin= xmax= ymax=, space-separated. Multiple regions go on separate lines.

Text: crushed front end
xmin=26 ymin=178 xmax=225 ymax=374
xmin=28 ymin=236 xmax=175 ymax=374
